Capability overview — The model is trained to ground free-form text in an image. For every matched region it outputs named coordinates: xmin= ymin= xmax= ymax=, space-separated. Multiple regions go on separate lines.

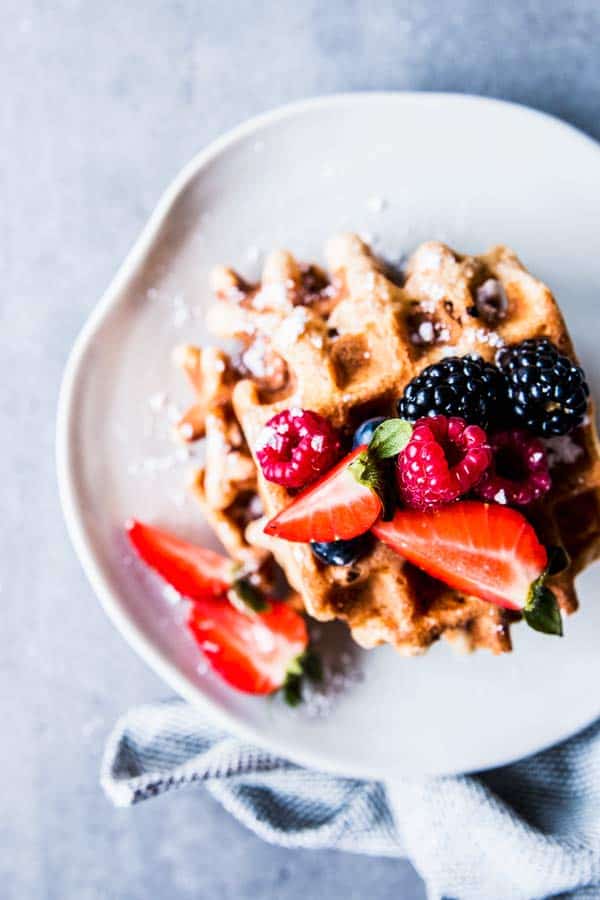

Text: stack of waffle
xmin=174 ymin=234 xmax=600 ymax=655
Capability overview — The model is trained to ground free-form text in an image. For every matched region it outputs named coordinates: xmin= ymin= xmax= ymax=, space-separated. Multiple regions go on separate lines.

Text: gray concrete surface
xmin=2 ymin=1 xmax=599 ymax=897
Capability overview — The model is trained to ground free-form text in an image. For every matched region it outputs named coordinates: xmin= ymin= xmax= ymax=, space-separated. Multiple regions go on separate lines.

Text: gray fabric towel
xmin=102 ymin=700 xmax=600 ymax=900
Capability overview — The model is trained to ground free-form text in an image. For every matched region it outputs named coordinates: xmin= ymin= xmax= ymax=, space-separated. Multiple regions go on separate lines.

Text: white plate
xmin=57 ymin=93 xmax=600 ymax=779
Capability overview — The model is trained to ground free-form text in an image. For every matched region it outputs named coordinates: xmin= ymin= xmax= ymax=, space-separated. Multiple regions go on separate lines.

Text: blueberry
xmin=311 ymin=534 xmax=372 ymax=567
xmin=352 ymin=416 xmax=386 ymax=449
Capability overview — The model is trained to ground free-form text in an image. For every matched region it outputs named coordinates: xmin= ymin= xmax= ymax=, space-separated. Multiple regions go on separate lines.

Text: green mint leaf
xmin=230 ymin=578 xmax=270 ymax=613
xmin=524 ymin=583 xmax=563 ymax=636
xmin=368 ymin=418 xmax=413 ymax=460
xmin=546 ymin=545 xmax=571 ymax=577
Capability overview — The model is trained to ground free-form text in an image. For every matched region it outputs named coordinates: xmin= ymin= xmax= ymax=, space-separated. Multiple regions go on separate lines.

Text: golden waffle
xmin=172 ymin=344 xmax=270 ymax=581
xmin=177 ymin=234 xmax=600 ymax=655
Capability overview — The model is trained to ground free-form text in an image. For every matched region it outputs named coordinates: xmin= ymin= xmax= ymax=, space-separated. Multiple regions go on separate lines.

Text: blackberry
xmin=397 ymin=355 xmax=505 ymax=428
xmin=497 ymin=338 xmax=589 ymax=437
xmin=311 ymin=534 xmax=372 ymax=567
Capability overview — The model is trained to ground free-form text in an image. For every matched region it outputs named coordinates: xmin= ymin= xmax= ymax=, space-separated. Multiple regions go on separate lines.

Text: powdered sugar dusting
xmin=300 ymin=652 xmax=364 ymax=719
xmin=172 ymin=293 xmax=195 ymax=328
xmin=253 ymin=282 xmax=289 ymax=311
xmin=367 ymin=194 xmax=386 ymax=213
xmin=418 ymin=245 xmax=443 ymax=270
xmin=178 ymin=422 xmax=194 ymax=440
xmin=275 ymin=308 xmax=309 ymax=347
xmin=544 ymin=435 xmax=584 ymax=467
xmin=256 ymin=425 xmax=276 ymax=451
xmin=410 ymin=319 xmax=450 ymax=346
xmin=427 ymin=283 xmax=446 ymax=302
xmin=419 ymin=297 xmax=437 ymax=314
xmin=148 ymin=391 xmax=168 ymax=412
xmin=242 ymin=337 xmax=270 ymax=379
xmin=464 ymin=326 xmax=506 ymax=350
xmin=127 ymin=443 xmax=201 ymax=476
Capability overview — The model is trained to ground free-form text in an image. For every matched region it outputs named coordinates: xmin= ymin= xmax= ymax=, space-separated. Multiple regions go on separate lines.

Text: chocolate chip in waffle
xmin=177 ymin=234 xmax=600 ymax=655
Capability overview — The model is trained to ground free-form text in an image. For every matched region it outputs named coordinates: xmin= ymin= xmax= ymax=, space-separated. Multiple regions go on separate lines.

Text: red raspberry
xmin=256 ymin=408 xmax=341 ymax=489
xmin=475 ymin=429 xmax=551 ymax=506
xmin=397 ymin=415 xmax=492 ymax=509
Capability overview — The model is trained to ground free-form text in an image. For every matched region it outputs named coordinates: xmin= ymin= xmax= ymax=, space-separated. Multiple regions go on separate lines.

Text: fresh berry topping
xmin=397 ymin=355 xmax=505 ymax=428
xmin=127 ymin=520 xmax=314 ymax=698
xmin=397 ymin=415 xmax=492 ymax=509
xmin=126 ymin=519 xmax=233 ymax=599
xmin=497 ymin=338 xmax=589 ymax=437
xmin=127 ymin=520 xmax=269 ymax=611
xmin=256 ymin=408 xmax=341 ymax=489
xmin=372 ymin=502 xmax=562 ymax=634
xmin=264 ymin=445 xmax=383 ymax=543
xmin=311 ymin=533 xmax=373 ymax=566
xmin=188 ymin=596 xmax=308 ymax=695
xmin=352 ymin=416 xmax=386 ymax=449
xmin=475 ymin=429 xmax=551 ymax=506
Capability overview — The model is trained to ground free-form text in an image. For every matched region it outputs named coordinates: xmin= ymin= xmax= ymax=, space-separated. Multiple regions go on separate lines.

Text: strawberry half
xmin=126 ymin=519 xmax=233 ymax=600
xmin=127 ymin=519 xmax=312 ymax=697
xmin=263 ymin=444 xmax=383 ymax=543
xmin=373 ymin=501 xmax=562 ymax=635
xmin=188 ymin=597 xmax=309 ymax=695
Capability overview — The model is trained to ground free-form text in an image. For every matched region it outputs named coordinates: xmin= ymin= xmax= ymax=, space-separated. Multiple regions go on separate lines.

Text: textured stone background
xmin=2 ymin=1 xmax=599 ymax=897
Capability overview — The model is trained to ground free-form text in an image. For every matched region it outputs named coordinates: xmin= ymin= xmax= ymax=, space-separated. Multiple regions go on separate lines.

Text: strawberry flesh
xmin=188 ymin=598 xmax=308 ymax=694
xmin=372 ymin=501 xmax=548 ymax=611
xmin=126 ymin=519 xmax=232 ymax=600
xmin=264 ymin=444 xmax=382 ymax=543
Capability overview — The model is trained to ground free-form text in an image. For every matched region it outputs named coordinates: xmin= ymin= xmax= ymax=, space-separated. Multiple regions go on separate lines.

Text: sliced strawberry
xmin=126 ymin=519 xmax=233 ymax=600
xmin=373 ymin=501 xmax=562 ymax=635
xmin=188 ymin=598 xmax=308 ymax=694
xmin=263 ymin=444 xmax=383 ymax=543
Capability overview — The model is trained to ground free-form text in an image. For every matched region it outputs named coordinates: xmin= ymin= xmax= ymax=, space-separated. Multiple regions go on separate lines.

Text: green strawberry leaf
xmin=230 ymin=578 xmax=270 ymax=613
xmin=282 ymin=649 xmax=323 ymax=706
xmin=348 ymin=432 xmax=402 ymax=516
xmin=301 ymin=649 xmax=323 ymax=683
xmin=348 ymin=451 xmax=382 ymax=493
xmin=546 ymin=545 xmax=571 ymax=576
xmin=369 ymin=418 xmax=413 ymax=460
xmin=283 ymin=671 xmax=303 ymax=706
xmin=523 ymin=581 xmax=563 ymax=636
